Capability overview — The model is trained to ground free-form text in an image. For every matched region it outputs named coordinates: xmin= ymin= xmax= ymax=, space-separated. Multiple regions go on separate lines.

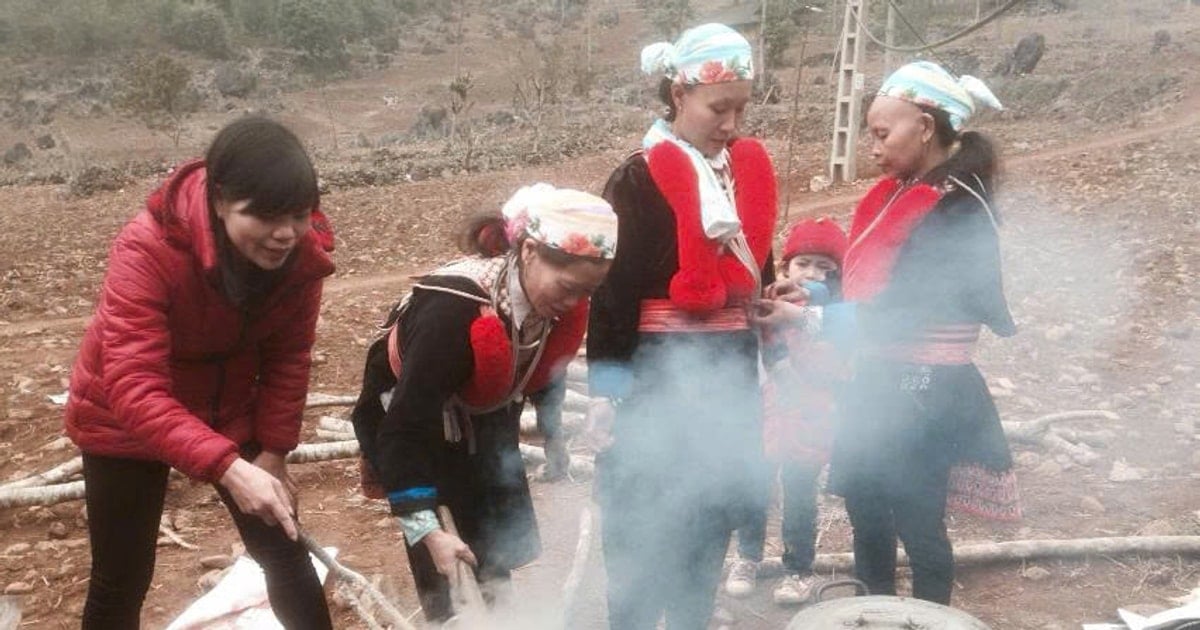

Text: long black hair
xmin=919 ymin=105 xmax=1000 ymax=200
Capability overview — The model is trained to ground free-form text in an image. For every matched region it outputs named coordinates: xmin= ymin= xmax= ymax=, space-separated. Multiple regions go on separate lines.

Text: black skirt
xmin=828 ymin=359 xmax=1013 ymax=499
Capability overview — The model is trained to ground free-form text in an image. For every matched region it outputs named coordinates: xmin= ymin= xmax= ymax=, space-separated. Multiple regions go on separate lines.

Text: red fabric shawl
xmin=644 ymin=137 xmax=778 ymax=312
xmin=842 ymin=177 xmax=944 ymax=302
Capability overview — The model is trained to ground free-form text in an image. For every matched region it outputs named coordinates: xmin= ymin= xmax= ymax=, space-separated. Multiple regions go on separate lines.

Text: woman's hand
xmin=422 ymin=530 xmax=478 ymax=582
xmin=218 ymin=458 xmax=298 ymax=540
xmin=765 ymin=279 xmax=810 ymax=303
xmin=585 ymin=398 xmax=617 ymax=453
xmin=252 ymin=450 xmax=297 ymax=512
xmin=750 ymin=299 xmax=808 ymax=328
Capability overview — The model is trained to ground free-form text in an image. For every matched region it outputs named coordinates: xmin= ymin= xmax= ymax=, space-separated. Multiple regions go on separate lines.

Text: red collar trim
xmin=644 ymin=138 xmax=778 ymax=312
xmin=842 ymin=177 xmax=943 ymax=301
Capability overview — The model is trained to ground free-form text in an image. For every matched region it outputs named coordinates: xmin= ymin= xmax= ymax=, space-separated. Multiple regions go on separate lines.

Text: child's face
xmin=783 ymin=254 xmax=838 ymax=284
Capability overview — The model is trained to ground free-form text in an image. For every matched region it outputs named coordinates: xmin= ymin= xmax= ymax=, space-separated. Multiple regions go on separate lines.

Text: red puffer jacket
xmin=65 ymin=161 xmax=335 ymax=482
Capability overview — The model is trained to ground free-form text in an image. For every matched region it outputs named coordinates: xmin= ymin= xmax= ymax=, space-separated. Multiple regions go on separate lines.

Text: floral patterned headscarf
xmin=501 ymin=183 xmax=618 ymax=259
xmin=641 ymin=23 xmax=754 ymax=86
xmin=878 ymin=61 xmax=1003 ymax=132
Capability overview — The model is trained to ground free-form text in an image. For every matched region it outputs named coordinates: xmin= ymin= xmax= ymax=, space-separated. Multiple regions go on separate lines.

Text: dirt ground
xmin=2 ymin=1 xmax=1200 ymax=628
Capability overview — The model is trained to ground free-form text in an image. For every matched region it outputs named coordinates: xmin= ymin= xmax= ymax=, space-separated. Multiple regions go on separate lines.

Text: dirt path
xmin=787 ymin=93 xmax=1200 ymax=217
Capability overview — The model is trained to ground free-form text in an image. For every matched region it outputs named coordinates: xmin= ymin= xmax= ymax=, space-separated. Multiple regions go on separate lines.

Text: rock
xmin=809 ymin=175 xmax=831 ymax=192
xmin=171 ymin=510 xmax=196 ymax=531
xmin=1112 ymin=394 xmax=1135 ymax=409
xmin=1080 ymin=495 xmax=1105 ymax=514
xmin=1127 ymin=603 xmax=1168 ymax=618
xmin=1014 ymin=451 xmax=1041 ymax=468
xmin=1138 ymin=519 xmax=1177 ymax=537
xmin=35 ymin=134 xmax=55 ymax=150
xmin=230 ymin=542 xmax=246 ymax=557
xmin=200 ymin=555 xmax=234 ymax=570
xmin=1109 ymin=459 xmax=1144 ymax=482
xmin=197 ymin=568 xmax=225 ymax=591
xmin=214 ymin=64 xmax=257 ymax=98
xmin=997 ymin=33 xmax=1046 ymax=76
xmin=1044 ymin=325 xmax=1072 ymax=342
xmin=3 ymin=142 xmax=32 ymax=166
xmin=1034 ymin=460 xmax=1062 ymax=477
xmin=1022 ymin=566 xmax=1052 ymax=581
xmin=1156 ymin=376 xmax=1174 ymax=385
xmin=374 ymin=516 xmax=393 ymax=529
xmin=1151 ymin=30 xmax=1171 ymax=54
xmin=4 ymin=582 xmax=32 ymax=595
xmin=995 ymin=377 xmax=1016 ymax=390
xmin=47 ymin=521 xmax=68 ymax=540
xmin=3 ymin=543 xmax=31 ymax=556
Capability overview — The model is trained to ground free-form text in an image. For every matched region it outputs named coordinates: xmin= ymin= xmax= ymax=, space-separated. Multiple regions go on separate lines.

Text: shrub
xmin=115 ymin=54 xmax=195 ymax=147
xmin=278 ymin=0 xmax=349 ymax=72
xmin=168 ymin=2 xmax=232 ymax=58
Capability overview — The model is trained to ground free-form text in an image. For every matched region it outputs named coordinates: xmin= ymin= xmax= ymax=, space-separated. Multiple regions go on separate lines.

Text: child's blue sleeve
xmin=820 ymin=301 xmax=857 ymax=350
xmin=801 ymin=281 xmax=832 ymax=306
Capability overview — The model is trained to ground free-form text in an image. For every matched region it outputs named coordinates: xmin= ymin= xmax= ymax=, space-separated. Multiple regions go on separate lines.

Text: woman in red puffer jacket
xmin=64 ymin=116 xmax=335 ymax=630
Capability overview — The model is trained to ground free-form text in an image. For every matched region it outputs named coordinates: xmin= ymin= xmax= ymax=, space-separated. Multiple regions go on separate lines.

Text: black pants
xmin=842 ymin=465 xmax=953 ymax=604
xmin=737 ymin=461 xmax=822 ymax=574
xmin=600 ymin=493 xmax=733 ymax=630
xmin=81 ymin=453 xmax=332 ymax=630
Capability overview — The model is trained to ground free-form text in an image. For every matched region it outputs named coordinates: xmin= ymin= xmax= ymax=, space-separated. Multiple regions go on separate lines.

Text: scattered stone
xmin=3 ymin=142 xmax=32 ymax=166
xmin=1126 ymin=603 xmax=1168 ymax=618
xmin=200 ymin=555 xmax=234 ymax=570
xmin=1156 ymin=376 xmax=1174 ymax=386
xmin=230 ymin=542 xmax=246 ymax=557
xmin=1151 ymin=30 xmax=1171 ymax=54
xmin=1044 ymin=325 xmax=1073 ymax=342
xmin=197 ymin=569 xmax=225 ymax=592
xmin=375 ymin=516 xmax=393 ymax=529
xmin=1080 ymin=495 xmax=1105 ymax=514
xmin=1111 ymin=394 xmax=1135 ymax=409
xmin=809 ymin=175 xmax=831 ymax=192
xmin=996 ymin=33 xmax=1046 ymax=76
xmin=1022 ymin=566 xmax=1052 ymax=581
xmin=35 ymin=134 xmax=55 ymax=150
xmin=3 ymin=543 xmax=31 ymax=556
xmin=1138 ymin=519 xmax=1177 ymax=537
xmin=995 ymin=377 xmax=1016 ymax=390
xmin=214 ymin=64 xmax=258 ymax=98
xmin=1014 ymin=451 xmax=1041 ymax=468
xmin=4 ymin=582 xmax=32 ymax=595
xmin=1034 ymin=460 xmax=1062 ymax=477
xmin=1109 ymin=459 xmax=1144 ymax=482
xmin=47 ymin=521 xmax=68 ymax=540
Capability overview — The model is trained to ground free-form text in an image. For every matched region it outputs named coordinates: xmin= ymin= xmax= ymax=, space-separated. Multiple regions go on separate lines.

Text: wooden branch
xmin=561 ymin=505 xmax=594 ymax=623
xmin=1002 ymin=410 xmax=1119 ymax=443
xmin=305 ymin=393 xmax=359 ymax=409
xmin=299 ymin=532 xmax=417 ymax=630
xmin=0 ymin=480 xmax=85 ymax=509
xmin=287 ymin=440 xmax=360 ymax=464
xmin=812 ymin=536 xmax=1200 ymax=572
xmin=0 ymin=456 xmax=82 ymax=491
xmin=158 ymin=524 xmax=199 ymax=550
xmin=518 ymin=444 xmax=594 ymax=478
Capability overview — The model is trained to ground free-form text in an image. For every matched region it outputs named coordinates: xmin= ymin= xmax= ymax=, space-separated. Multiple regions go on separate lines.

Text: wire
xmin=885 ymin=0 xmax=950 ymax=68
xmin=851 ymin=0 xmax=1027 ymax=53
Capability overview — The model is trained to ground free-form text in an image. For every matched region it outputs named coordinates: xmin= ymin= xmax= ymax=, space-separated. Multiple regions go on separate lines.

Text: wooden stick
xmin=298 ymin=531 xmax=417 ymax=630
xmin=0 ymin=457 xmax=82 ymax=491
xmin=436 ymin=506 xmax=487 ymax=616
xmin=811 ymin=535 xmax=1200 ymax=572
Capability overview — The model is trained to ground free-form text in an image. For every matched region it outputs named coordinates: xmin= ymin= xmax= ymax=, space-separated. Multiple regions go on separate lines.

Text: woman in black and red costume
xmin=807 ymin=61 xmax=1019 ymax=605
xmin=585 ymin=23 xmax=778 ymax=629
xmin=350 ymin=184 xmax=618 ymax=623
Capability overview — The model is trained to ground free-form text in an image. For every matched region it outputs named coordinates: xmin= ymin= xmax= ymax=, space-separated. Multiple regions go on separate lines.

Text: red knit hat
xmin=782 ymin=216 xmax=848 ymax=265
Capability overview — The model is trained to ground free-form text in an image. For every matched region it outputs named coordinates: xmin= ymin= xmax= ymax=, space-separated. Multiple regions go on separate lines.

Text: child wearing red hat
xmin=726 ymin=217 xmax=848 ymax=605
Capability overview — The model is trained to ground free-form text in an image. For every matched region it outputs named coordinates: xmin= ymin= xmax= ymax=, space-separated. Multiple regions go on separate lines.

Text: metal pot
xmin=787 ymin=595 xmax=991 ymax=629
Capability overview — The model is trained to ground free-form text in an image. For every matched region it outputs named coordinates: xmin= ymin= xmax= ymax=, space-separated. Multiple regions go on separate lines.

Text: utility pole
xmin=758 ymin=0 xmax=769 ymax=93
xmin=829 ymin=0 xmax=869 ymax=183
xmin=884 ymin=1 xmax=897 ymax=74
